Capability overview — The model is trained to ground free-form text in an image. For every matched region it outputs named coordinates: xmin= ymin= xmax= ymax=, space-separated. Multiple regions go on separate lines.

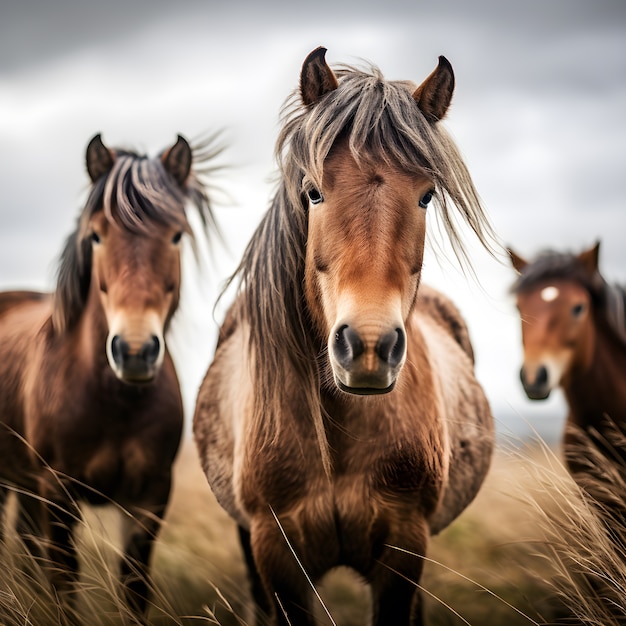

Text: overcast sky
xmin=1 ymin=0 xmax=625 ymax=441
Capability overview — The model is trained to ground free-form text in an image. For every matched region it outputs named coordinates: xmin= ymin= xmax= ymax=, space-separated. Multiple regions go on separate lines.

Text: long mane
xmin=53 ymin=140 xmax=218 ymax=334
xmin=230 ymin=62 xmax=496 ymax=470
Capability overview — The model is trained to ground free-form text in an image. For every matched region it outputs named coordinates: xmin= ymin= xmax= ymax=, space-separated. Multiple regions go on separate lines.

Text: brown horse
xmin=509 ymin=242 xmax=626 ymax=471
xmin=0 ymin=134 xmax=216 ymax=623
xmin=194 ymin=47 xmax=495 ymax=625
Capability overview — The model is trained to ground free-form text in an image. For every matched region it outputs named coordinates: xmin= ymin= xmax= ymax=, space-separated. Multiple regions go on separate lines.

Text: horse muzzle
xmin=330 ymin=324 xmax=406 ymax=395
xmin=107 ymin=333 xmax=164 ymax=384
xmin=520 ymin=364 xmax=551 ymax=400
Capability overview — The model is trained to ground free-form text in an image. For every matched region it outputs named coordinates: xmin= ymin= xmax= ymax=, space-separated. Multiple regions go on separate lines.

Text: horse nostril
xmin=535 ymin=365 xmax=548 ymax=387
xmin=140 ymin=335 xmax=161 ymax=365
xmin=333 ymin=325 xmax=364 ymax=367
xmin=520 ymin=365 xmax=548 ymax=388
xmin=376 ymin=328 xmax=406 ymax=367
xmin=111 ymin=335 xmax=129 ymax=366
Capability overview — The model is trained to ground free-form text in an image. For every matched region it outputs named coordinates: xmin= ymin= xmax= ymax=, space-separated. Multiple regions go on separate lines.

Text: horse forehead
xmin=540 ymin=286 xmax=560 ymax=302
xmin=517 ymin=281 xmax=589 ymax=323
xmin=323 ymin=143 xmax=420 ymax=191
xmin=109 ymin=214 xmax=174 ymax=243
xmin=97 ymin=222 xmax=177 ymax=277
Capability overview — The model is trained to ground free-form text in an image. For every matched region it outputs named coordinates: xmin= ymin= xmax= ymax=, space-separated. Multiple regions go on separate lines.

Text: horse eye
xmin=419 ymin=191 xmax=434 ymax=209
xmin=572 ymin=303 xmax=585 ymax=318
xmin=91 ymin=231 xmax=101 ymax=244
xmin=172 ymin=231 xmax=183 ymax=245
xmin=307 ymin=188 xmax=324 ymax=205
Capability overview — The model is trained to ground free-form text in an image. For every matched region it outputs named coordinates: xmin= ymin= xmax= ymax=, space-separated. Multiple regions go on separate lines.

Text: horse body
xmin=0 ymin=134 xmax=215 ymax=622
xmin=199 ymin=283 xmax=490 ymax=531
xmin=194 ymin=47 xmax=494 ymax=625
xmin=0 ymin=293 xmax=182 ymax=497
xmin=509 ymin=243 xmax=626 ymax=465
xmin=196 ymin=286 xmax=491 ymax=624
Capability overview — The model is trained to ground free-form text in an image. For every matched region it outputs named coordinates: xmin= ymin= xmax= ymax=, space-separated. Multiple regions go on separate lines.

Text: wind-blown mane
xmin=511 ymin=249 xmax=626 ymax=346
xmin=228 ymin=62 xmax=496 ymax=464
xmin=53 ymin=141 xmax=218 ymax=334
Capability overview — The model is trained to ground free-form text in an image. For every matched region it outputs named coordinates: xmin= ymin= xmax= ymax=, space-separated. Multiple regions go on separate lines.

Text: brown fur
xmin=0 ymin=134 xmax=217 ymax=623
xmin=194 ymin=48 xmax=494 ymax=626
xmin=509 ymin=242 xmax=626 ymax=473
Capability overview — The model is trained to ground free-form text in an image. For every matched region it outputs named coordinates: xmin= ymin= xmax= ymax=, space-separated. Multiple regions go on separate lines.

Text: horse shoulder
xmin=415 ymin=283 xmax=474 ymax=362
xmin=193 ymin=301 xmax=253 ymax=528
xmin=411 ymin=284 xmax=494 ymax=534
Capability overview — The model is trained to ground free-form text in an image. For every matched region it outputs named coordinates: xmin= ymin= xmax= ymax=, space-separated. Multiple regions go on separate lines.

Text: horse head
xmin=299 ymin=48 xmax=455 ymax=394
xmin=81 ymin=134 xmax=192 ymax=384
xmin=509 ymin=243 xmax=600 ymax=400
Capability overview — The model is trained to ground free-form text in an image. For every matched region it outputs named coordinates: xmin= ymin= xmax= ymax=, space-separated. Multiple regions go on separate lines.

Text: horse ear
xmin=413 ymin=56 xmax=455 ymax=122
xmin=86 ymin=134 xmax=115 ymax=182
xmin=162 ymin=135 xmax=192 ymax=187
xmin=507 ymin=247 xmax=528 ymax=273
xmin=578 ymin=241 xmax=601 ymax=276
xmin=300 ymin=47 xmax=339 ymax=106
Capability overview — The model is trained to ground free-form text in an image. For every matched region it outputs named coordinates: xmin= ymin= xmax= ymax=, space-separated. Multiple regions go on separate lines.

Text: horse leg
xmin=18 ymin=481 xmax=81 ymax=625
xmin=46 ymin=498 xmax=82 ymax=625
xmin=238 ymin=524 xmax=272 ymax=619
xmin=372 ymin=577 xmax=422 ymax=626
xmin=120 ymin=474 xmax=172 ymax=620
xmin=15 ymin=489 xmax=48 ymax=565
xmin=250 ymin=515 xmax=315 ymax=626
xmin=369 ymin=519 xmax=428 ymax=626
xmin=0 ymin=487 xmax=7 ymax=544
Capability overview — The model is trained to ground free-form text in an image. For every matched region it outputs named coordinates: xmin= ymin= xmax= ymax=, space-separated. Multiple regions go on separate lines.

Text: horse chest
xmin=81 ymin=441 xmax=151 ymax=501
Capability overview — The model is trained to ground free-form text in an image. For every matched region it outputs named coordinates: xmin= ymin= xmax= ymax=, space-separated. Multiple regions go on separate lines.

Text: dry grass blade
xmin=5 ymin=438 xmax=626 ymax=625
xmin=513 ymin=427 xmax=626 ymax=625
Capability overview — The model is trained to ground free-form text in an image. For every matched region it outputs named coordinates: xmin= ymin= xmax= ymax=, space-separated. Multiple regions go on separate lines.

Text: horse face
xmin=305 ymin=140 xmax=431 ymax=395
xmin=88 ymin=210 xmax=183 ymax=383
xmin=515 ymin=280 xmax=592 ymax=400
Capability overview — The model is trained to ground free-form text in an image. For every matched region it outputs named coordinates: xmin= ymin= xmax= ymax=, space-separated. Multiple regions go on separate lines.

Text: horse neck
xmin=67 ymin=282 xmax=111 ymax=373
xmin=563 ymin=314 xmax=626 ymax=428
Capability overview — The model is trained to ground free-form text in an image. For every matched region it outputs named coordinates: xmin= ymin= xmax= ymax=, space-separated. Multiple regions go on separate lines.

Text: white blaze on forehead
xmin=540 ymin=286 xmax=559 ymax=302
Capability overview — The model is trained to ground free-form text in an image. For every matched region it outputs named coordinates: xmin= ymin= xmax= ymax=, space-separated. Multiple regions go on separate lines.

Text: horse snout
xmin=331 ymin=324 xmax=406 ymax=395
xmin=333 ymin=325 xmax=365 ymax=368
xmin=140 ymin=335 xmax=161 ymax=365
xmin=520 ymin=364 xmax=551 ymax=400
xmin=108 ymin=333 xmax=163 ymax=383
xmin=376 ymin=328 xmax=406 ymax=368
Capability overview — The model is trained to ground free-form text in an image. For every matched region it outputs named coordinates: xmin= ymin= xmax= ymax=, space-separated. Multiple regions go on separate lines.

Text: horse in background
xmin=509 ymin=242 xmax=626 ymax=621
xmin=509 ymin=242 xmax=626 ymax=470
xmin=194 ymin=47 xmax=495 ymax=626
xmin=0 ymin=133 xmax=217 ymax=623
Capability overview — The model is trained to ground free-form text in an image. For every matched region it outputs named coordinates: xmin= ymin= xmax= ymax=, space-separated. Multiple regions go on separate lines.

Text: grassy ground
xmin=0 ymin=438 xmax=614 ymax=625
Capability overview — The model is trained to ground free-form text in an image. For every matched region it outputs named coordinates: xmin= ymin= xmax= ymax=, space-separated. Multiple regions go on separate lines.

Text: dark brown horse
xmin=509 ymin=242 xmax=626 ymax=470
xmin=194 ymin=47 xmax=495 ymax=625
xmin=0 ymin=134 xmax=216 ymax=623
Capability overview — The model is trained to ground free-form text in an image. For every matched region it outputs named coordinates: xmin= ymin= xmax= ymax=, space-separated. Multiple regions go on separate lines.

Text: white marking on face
xmin=540 ymin=286 xmax=559 ymax=302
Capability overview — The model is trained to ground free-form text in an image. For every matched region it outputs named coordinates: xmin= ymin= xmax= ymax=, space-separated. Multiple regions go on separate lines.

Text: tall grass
xmin=1 ymin=437 xmax=625 ymax=625
xmin=519 ymin=425 xmax=626 ymax=625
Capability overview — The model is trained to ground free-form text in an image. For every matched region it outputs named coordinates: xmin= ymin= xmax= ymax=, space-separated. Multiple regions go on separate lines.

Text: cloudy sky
xmin=1 ymin=0 xmax=625 ymax=441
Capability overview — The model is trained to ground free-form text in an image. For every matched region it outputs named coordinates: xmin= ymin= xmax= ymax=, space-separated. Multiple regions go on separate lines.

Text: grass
xmin=1 ymin=436 xmax=624 ymax=625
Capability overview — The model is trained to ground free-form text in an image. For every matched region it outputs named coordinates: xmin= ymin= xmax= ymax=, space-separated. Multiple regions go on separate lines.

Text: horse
xmin=508 ymin=242 xmax=626 ymax=472
xmin=0 ymin=133 xmax=217 ymax=623
xmin=193 ymin=47 xmax=495 ymax=626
